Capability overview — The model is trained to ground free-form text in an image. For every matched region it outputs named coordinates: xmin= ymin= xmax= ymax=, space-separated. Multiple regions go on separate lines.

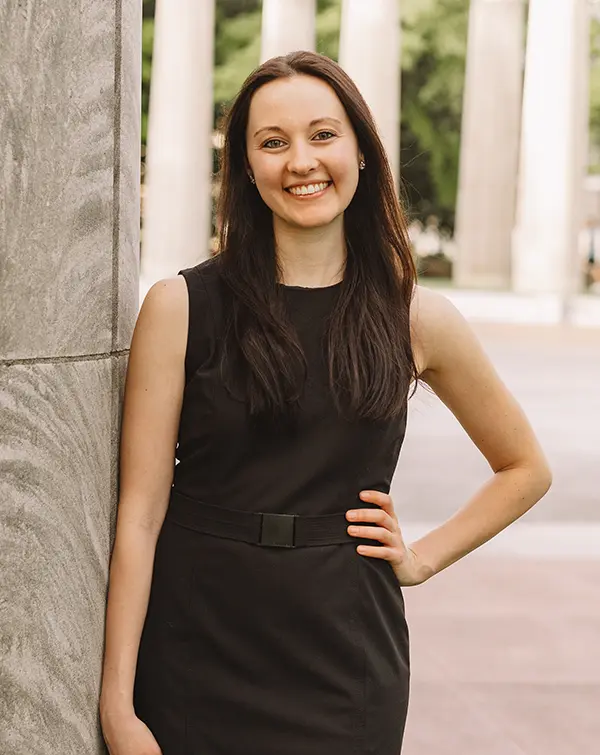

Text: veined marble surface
xmin=0 ymin=0 xmax=140 ymax=752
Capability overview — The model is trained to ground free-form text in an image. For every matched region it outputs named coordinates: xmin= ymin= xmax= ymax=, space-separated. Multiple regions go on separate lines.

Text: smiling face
xmin=245 ymin=74 xmax=363 ymax=233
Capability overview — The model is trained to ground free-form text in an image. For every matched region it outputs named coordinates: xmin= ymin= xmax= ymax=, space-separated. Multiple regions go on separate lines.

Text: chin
xmin=288 ymin=210 xmax=342 ymax=230
xmin=292 ymin=218 xmax=336 ymax=231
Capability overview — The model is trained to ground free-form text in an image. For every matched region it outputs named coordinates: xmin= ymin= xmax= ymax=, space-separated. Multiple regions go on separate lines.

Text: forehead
xmin=247 ymin=74 xmax=348 ymax=133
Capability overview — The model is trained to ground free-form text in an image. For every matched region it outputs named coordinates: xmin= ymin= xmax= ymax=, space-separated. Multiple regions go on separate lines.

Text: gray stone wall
xmin=0 ymin=1 xmax=141 ymax=752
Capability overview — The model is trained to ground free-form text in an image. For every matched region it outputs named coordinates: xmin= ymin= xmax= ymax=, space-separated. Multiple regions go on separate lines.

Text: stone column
xmin=512 ymin=0 xmax=590 ymax=297
xmin=453 ymin=0 xmax=526 ymax=289
xmin=140 ymin=0 xmax=215 ymax=297
xmin=260 ymin=0 xmax=317 ymax=62
xmin=339 ymin=0 xmax=401 ymax=188
xmin=0 ymin=1 xmax=140 ymax=753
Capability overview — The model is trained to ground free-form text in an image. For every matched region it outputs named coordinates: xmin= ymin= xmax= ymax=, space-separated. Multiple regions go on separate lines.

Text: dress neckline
xmin=278 ymin=280 xmax=343 ymax=291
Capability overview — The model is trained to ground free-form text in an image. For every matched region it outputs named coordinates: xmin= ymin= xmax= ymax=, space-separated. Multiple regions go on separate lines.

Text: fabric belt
xmin=166 ymin=488 xmax=367 ymax=549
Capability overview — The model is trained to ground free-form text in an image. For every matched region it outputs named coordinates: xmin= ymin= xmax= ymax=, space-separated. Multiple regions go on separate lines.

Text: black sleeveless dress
xmin=133 ymin=256 xmax=411 ymax=755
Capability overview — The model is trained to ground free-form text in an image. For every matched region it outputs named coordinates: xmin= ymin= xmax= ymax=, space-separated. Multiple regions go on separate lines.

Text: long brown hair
xmin=215 ymin=50 xmax=419 ymax=423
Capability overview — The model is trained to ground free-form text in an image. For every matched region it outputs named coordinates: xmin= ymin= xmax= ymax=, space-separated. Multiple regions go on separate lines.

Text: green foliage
xmin=218 ymin=0 xmax=260 ymax=17
xmin=315 ymin=0 xmax=342 ymax=61
xmin=400 ymin=0 xmax=469 ymax=229
xmin=589 ymin=17 xmax=600 ymax=174
xmin=213 ymin=0 xmax=342 ymax=107
xmin=214 ymin=9 xmax=262 ymax=104
xmin=141 ymin=17 xmax=154 ymax=147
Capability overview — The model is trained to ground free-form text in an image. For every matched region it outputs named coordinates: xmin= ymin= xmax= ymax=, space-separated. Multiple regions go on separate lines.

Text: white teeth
xmin=288 ymin=181 xmax=330 ymax=196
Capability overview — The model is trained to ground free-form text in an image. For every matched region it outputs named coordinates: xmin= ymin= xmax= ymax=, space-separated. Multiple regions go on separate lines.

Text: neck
xmin=273 ymin=215 xmax=346 ymax=288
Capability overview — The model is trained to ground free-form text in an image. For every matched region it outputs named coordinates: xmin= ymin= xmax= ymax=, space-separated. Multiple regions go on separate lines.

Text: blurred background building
xmin=140 ymin=0 xmax=600 ymax=325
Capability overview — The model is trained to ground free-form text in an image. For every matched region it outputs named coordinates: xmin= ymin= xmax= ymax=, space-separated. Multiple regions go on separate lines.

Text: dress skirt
xmin=133 ymin=489 xmax=410 ymax=755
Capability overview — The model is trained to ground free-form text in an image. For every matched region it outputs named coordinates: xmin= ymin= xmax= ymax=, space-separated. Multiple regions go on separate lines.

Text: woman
xmin=99 ymin=51 xmax=552 ymax=755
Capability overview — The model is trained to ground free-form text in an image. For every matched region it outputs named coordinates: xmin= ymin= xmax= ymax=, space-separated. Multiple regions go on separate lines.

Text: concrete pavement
xmin=402 ymin=555 xmax=600 ymax=755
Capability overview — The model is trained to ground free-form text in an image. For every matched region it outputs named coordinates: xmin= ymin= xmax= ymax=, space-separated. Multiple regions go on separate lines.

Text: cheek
xmin=252 ymin=162 xmax=286 ymax=207
xmin=327 ymin=151 xmax=359 ymax=186
xmin=255 ymin=175 xmax=285 ymax=213
xmin=331 ymin=163 xmax=359 ymax=199
xmin=253 ymin=156 xmax=281 ymax=184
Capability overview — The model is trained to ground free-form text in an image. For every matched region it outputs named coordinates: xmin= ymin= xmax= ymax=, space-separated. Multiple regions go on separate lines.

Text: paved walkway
xmin=392 ymin=321 xmax=600 ymax=753
xmin=402 ymin=556 xmax=600 ymax=755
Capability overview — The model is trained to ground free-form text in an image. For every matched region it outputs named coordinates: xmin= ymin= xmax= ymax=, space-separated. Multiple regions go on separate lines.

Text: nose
xmin=286 ymin=143 xmax=319 ymax=175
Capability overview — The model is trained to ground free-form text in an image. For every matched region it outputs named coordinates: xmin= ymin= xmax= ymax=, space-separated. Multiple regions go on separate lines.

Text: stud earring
xmin=359 ymin=159 xmax=366 ymax=170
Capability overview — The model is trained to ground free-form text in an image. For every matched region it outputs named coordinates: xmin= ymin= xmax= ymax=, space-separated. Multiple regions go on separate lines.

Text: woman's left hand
xmin=346 ymin=490 xmax=431 ymax=587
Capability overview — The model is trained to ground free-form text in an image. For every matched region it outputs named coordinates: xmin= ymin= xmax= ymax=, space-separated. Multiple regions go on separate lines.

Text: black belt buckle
xmin=259 ymin=512 xmax=297 ymax=548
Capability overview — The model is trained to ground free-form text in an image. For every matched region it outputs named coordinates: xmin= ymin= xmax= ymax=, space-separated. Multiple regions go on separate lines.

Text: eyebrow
xmin=253 ymin=117 xmax=343 ymax=139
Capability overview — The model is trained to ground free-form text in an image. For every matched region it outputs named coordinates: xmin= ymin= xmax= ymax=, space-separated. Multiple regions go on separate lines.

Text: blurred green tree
xmin=400 ymin=0 xmax=469 ymax=230
xmin=589 ymin=16 xmax=600 ymax=174
xmin=213 ymin=0 xmax=340 ymax=107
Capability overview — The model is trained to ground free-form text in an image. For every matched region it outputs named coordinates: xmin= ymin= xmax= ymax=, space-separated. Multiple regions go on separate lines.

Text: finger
xmin=348 ymin=525 xmax=394 ymax=543
xmin=356 ymin=544 xmax=395 ymax=558
xmin=359 ymin=491 xmax=395 ymax=515
xmin=359 ymin=490 xmax=392 ymax=505
xmin=347 ymin=510 xmax=395 ymax=530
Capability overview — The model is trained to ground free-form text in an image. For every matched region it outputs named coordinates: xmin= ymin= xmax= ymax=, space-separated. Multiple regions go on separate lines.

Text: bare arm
xmin=99 ymin=276 xmax=188 ymax=720
xmin=408 ymin=285 xmax=553 ymax=580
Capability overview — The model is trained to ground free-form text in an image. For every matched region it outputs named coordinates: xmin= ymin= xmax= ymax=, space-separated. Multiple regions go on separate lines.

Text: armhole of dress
xmin=177 ymin=269 xmax=193 ymax=387
xmin=177 ymin=265 xmax=217 ymax=388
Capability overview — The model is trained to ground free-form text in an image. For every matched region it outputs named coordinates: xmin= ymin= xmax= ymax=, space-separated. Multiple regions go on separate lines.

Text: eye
xmin=262 ymin=138 xmax=286 ymax=149
xmin=313 ymin=131 xmax=336 ymax=141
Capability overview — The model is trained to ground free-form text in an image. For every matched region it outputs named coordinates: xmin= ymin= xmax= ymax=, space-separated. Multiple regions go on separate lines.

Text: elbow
xmin=543 ymin=466 xmax=553 ymax=494
xmin=531 ymin=458 xmax=553 ymax=499
xmin=539 ymin=470 xmax=553 ymax=498
xmin=500 ymin=456 xmax=553 ymax=500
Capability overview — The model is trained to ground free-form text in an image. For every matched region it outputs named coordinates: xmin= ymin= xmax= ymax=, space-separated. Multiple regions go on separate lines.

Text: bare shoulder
xmin=409 ymin=284 xmax=462 ymax=376
xmin=409 ymin=282 xmax=497 ymax=384
xmin=130 ymin=276 xmax=189 ymax=370
xmin=137 ymin=276 xmax=188 ymax=339
xmin=126 ymin=273 xmax=189 ymax=408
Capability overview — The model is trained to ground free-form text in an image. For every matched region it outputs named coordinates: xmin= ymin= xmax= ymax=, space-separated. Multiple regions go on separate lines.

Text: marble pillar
xmin=0 ymin=1 xmax=140 ymax=753
xmin=512 ymin=0 xmax=590 ymax=297
xmin=454 ymin=0 xmax=526 ymax=289
xmin=339 ymin=0 xmax=401 ymax=188
xmin=260 ymin=0 xmax=317 ymax=62
xmin=140 ymin=0 xmax=215 ymax=297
